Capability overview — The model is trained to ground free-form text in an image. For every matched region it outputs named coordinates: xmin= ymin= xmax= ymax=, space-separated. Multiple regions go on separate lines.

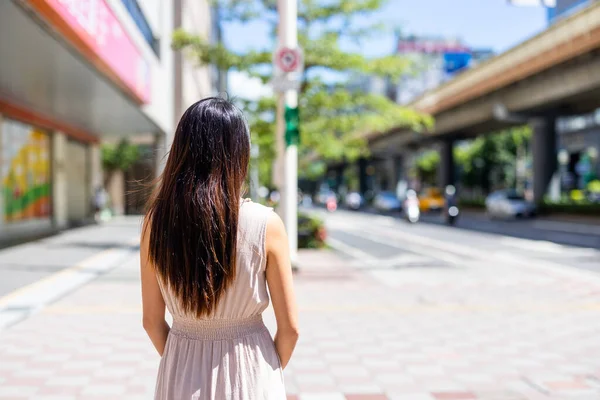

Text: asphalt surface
xmin=314 ymin=208 xmax=600 ymax=275
xmin=0 ymin=218 xmax=142 ymax=298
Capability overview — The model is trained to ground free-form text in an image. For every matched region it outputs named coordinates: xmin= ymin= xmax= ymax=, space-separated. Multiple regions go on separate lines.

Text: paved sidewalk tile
xmin=1 ymin=243 xmax=600 ymax=399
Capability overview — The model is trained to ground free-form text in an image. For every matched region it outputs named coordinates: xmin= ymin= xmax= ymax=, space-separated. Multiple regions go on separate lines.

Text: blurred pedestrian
xmin=93 ymin=186 xmax=108 ymax=222
xmin=141 ymin=98 xmax=298 ymax=400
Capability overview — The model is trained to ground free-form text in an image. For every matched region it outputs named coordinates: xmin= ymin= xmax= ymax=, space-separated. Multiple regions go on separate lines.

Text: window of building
xmin=121 ymin=0 xmax=160 ymax=57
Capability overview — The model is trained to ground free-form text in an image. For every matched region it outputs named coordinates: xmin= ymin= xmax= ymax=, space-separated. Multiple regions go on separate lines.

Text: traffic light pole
xmin=277 ymin=0 xmax=298 ymax=267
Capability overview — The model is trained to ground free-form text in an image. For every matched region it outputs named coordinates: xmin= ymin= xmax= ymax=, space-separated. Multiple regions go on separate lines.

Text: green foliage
xmin=539 ymin=201 xmax=600 ymax=216
xmin=415 ymin=150 xmax=440 ymax=186
xmin=588 ymin=180 xmax=600 ymax=194
xmin=455 ymin=126 xmax=532 ymax=193
xmin=298 ymin=212 xmax=327 ymax=248
xmin=101 ymin=139 xmax=140 ymax=185
xmin=172 ymin=0 xmax=431 ymax=187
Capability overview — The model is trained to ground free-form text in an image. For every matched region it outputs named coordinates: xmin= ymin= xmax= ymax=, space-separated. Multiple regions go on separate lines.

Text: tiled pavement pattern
xmin=2 ymin=243 xmax=600 ymax=398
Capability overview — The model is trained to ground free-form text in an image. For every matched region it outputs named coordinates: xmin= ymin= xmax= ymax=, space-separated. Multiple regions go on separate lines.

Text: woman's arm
xmin=140 ymin=219 xmax=170 ymax=356
xmin=265 ymin=213 xmax=299 ymax=369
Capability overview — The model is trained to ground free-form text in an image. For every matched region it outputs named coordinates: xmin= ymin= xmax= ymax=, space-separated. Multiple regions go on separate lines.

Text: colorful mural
xmin=1 ymin=120 xmax=51 ymax=223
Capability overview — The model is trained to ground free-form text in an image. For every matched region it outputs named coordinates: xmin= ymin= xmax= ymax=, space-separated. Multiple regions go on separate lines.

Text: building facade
xmin=548 ymin=0 xmax=599 ymax=21
xmin=0 ymin=0 xmax=215 ymax=244
xmin=394 ymin=35 xmax=494 ymax=105
xmin=550 ymin=1 xmax=600 ymax=192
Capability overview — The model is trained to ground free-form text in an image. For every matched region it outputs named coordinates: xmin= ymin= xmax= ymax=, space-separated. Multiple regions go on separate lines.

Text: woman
xmin=140 ymin=97 xmax=299 ymax=399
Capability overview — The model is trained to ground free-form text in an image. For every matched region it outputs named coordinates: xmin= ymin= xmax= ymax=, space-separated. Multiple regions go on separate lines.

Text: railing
xmin=120 ymin=0 xmax=159 ymax=57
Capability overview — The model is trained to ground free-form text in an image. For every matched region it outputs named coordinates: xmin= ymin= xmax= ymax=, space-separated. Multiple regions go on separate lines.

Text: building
xmin=394 ymin=35 xmax=494 ymax=105
xmin=124 ymin=0 xmax=221 ymax=214
xmin=0 ymin=0 xmax=217 ymax=244
xmin=549 ymin=1 xmax=600 ymax=191
xmin=548 ymin=0 xmax=599 ymax=21
xmin=173 ymin=0 xmax=224 ymax=127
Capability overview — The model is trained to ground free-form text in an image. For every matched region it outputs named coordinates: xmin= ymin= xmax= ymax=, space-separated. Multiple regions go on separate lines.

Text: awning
xmin=0 ymin=1 xmax=160 ymax=140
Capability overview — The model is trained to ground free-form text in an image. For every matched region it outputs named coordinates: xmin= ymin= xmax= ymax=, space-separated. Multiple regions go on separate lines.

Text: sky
xmin=223 ymin=0 xmax=548 ymax=99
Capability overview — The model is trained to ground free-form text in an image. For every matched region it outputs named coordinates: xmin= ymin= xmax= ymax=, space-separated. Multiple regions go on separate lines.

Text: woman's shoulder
xmin=239 ymin=200 xmax=273 ymax=226
xmin=241 ymin=200 xmax=273 ymax=214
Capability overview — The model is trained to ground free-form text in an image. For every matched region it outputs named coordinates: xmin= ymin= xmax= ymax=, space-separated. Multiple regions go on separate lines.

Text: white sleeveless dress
xmin=154 ymin=202 xmax=286 ymax=399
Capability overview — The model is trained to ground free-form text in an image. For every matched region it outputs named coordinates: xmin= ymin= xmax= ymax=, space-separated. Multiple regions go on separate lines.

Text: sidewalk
xmin=1 ymin=227 xmax=600 ymax=399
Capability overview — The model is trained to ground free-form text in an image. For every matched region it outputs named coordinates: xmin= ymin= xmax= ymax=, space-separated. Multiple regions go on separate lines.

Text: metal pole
xmin=277 ymin=0 xmax=298 ymax=266
xmin=250 ymin=144 xmax=260 ymax=201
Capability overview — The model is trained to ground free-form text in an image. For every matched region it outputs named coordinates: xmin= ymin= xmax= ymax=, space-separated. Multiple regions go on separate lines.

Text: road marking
xmin=319 ymin=209 xmax=600 ymax=281
xmin=0 ymin=248 xmax=116 ymax=308
xmin=499 ymin=236 xmax=599 ymax=256
xmin=326 ymin=237 xmax=377 ymax=262
xmin=0 ymin=236 xmax=139 ymax=330
xmin=349 ymin=223 xmax=600 ymax=283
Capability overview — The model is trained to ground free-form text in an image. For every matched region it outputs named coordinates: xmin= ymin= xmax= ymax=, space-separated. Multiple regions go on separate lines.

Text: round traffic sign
xmin=276 ymin=47 xmax=301 ymax=73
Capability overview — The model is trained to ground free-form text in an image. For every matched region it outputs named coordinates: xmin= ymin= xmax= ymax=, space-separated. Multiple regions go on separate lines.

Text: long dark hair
xmin=145 ymin=97 xmax=250 ymax=317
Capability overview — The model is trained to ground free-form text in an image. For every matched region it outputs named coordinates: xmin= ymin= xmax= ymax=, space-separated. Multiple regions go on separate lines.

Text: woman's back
xmin=159 ymin=201 xmax=272 ymax=321
xmin=141 ymin=98 xmax=297 ymax=400
xmin=154 ymin=202 xmax=285 ymax=400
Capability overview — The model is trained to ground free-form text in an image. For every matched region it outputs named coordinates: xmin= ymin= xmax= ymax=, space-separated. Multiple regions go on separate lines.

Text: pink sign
xmin=45 ymin=0 xmax=151 ymax=103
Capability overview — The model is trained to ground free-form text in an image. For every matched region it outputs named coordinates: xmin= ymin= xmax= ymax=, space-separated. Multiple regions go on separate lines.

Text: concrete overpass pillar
xmin=335 ymin=165 xmax=345 ymax=192
xmin=382 ymin=155 xmax=404 ymax=192
xmin=532 ymin=116 xmax=557 ymax=203
xmin=437 ymin=139 xmax=455 ymax=189
xmin=326 ymin=165 xmax=345 ymax=192
xmin=358 ymin=157 xmax=369 ymax=195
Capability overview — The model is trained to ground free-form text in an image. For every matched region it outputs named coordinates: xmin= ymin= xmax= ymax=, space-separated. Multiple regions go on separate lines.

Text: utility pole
xmin=276 ymin=0 xmax=299 ymax=266
xmin=250 ymin=144 xmax=260 ymax=201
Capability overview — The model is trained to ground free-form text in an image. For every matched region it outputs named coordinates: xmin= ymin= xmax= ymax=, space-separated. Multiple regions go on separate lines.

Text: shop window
xmin=1 ymin=120 xmax=51 ymax=224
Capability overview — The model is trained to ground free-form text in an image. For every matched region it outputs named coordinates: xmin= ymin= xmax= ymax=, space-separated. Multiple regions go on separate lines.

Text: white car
xmin=485 ymin=190 xmax=536 ymax=219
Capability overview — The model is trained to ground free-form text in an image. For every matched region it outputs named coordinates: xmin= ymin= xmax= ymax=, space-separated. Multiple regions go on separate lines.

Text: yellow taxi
xmin=419 ymin=187 xmax=445 ymax=212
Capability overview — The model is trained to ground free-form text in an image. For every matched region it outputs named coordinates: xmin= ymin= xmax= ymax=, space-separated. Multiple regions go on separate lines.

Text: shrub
xmin=298 ymin=212 xmax=327 ymax=249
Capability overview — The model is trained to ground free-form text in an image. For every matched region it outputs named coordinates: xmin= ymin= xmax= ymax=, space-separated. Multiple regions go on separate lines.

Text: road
xmin=317 ymin=208 xmax=600 ymax=274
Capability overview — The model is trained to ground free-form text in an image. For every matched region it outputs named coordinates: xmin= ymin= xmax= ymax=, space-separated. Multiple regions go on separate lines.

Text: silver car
xmin=485 ymin=190 xmax=536 ymax=219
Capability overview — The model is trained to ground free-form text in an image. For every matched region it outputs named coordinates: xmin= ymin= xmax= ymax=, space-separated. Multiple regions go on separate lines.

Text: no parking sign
xmin=271 ymin=47 xmax=304 ymax=92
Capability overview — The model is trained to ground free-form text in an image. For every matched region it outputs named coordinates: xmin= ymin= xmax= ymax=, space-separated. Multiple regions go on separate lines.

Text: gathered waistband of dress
xmin=170 ymin=314 xmax=267 ymax=340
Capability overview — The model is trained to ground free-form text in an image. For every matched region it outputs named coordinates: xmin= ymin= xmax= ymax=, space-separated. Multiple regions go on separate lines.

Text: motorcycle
xmin=445 ymin=205 xmax=460 ymax=225
xmin=444 ymin=185 xmax=459 ymax=226
xmin=404 ymin=190 xmax=420 ymax=223
xmin=326 ymin=195 xmax=338 ymax=212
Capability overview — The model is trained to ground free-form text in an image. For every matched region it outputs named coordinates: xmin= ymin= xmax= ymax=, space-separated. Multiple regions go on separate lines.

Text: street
xmin=1 ymin=213 xmax=600 ymax=399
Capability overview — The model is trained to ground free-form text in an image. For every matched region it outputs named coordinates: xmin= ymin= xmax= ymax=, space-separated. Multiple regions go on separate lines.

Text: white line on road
xmin=0 ymin=237 xmax=140 ymax=330
xmin=499 ymin=236 xmax=599 ymax=256
xmin=326 ymin=237 xmax=376 ymax=262
xmin=349 ymin=222 xmax=600 ymax=283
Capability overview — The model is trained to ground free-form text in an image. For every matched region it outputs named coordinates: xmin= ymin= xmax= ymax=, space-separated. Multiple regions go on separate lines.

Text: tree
xmin=455 ymin=126 xmax=532 ymax=194
xmin=415 ymin=150 xmax=439 ymax=186
xmin=172 ymin=0 xmax=432 ymax=187
xmin=101 ymin=139 xmax=140 ymax=187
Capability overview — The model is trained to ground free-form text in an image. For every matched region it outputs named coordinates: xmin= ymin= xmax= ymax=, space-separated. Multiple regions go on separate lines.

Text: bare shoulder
xmin=140 ymin=214 xmax=152 ymax=241
xmin=266 ymin=211 xmax=288 ymax=253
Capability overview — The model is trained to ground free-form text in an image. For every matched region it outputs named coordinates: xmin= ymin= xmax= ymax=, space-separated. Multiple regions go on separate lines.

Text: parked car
xmin=373 ymin=191 xmax=402 ymax=213
xmin=485 ymin=189 xmax=536 ymax=219
xmin=344 ymin=192 xmax=364 ymax=211
xmin=419 ymin=187 xmax=445 ymax=212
